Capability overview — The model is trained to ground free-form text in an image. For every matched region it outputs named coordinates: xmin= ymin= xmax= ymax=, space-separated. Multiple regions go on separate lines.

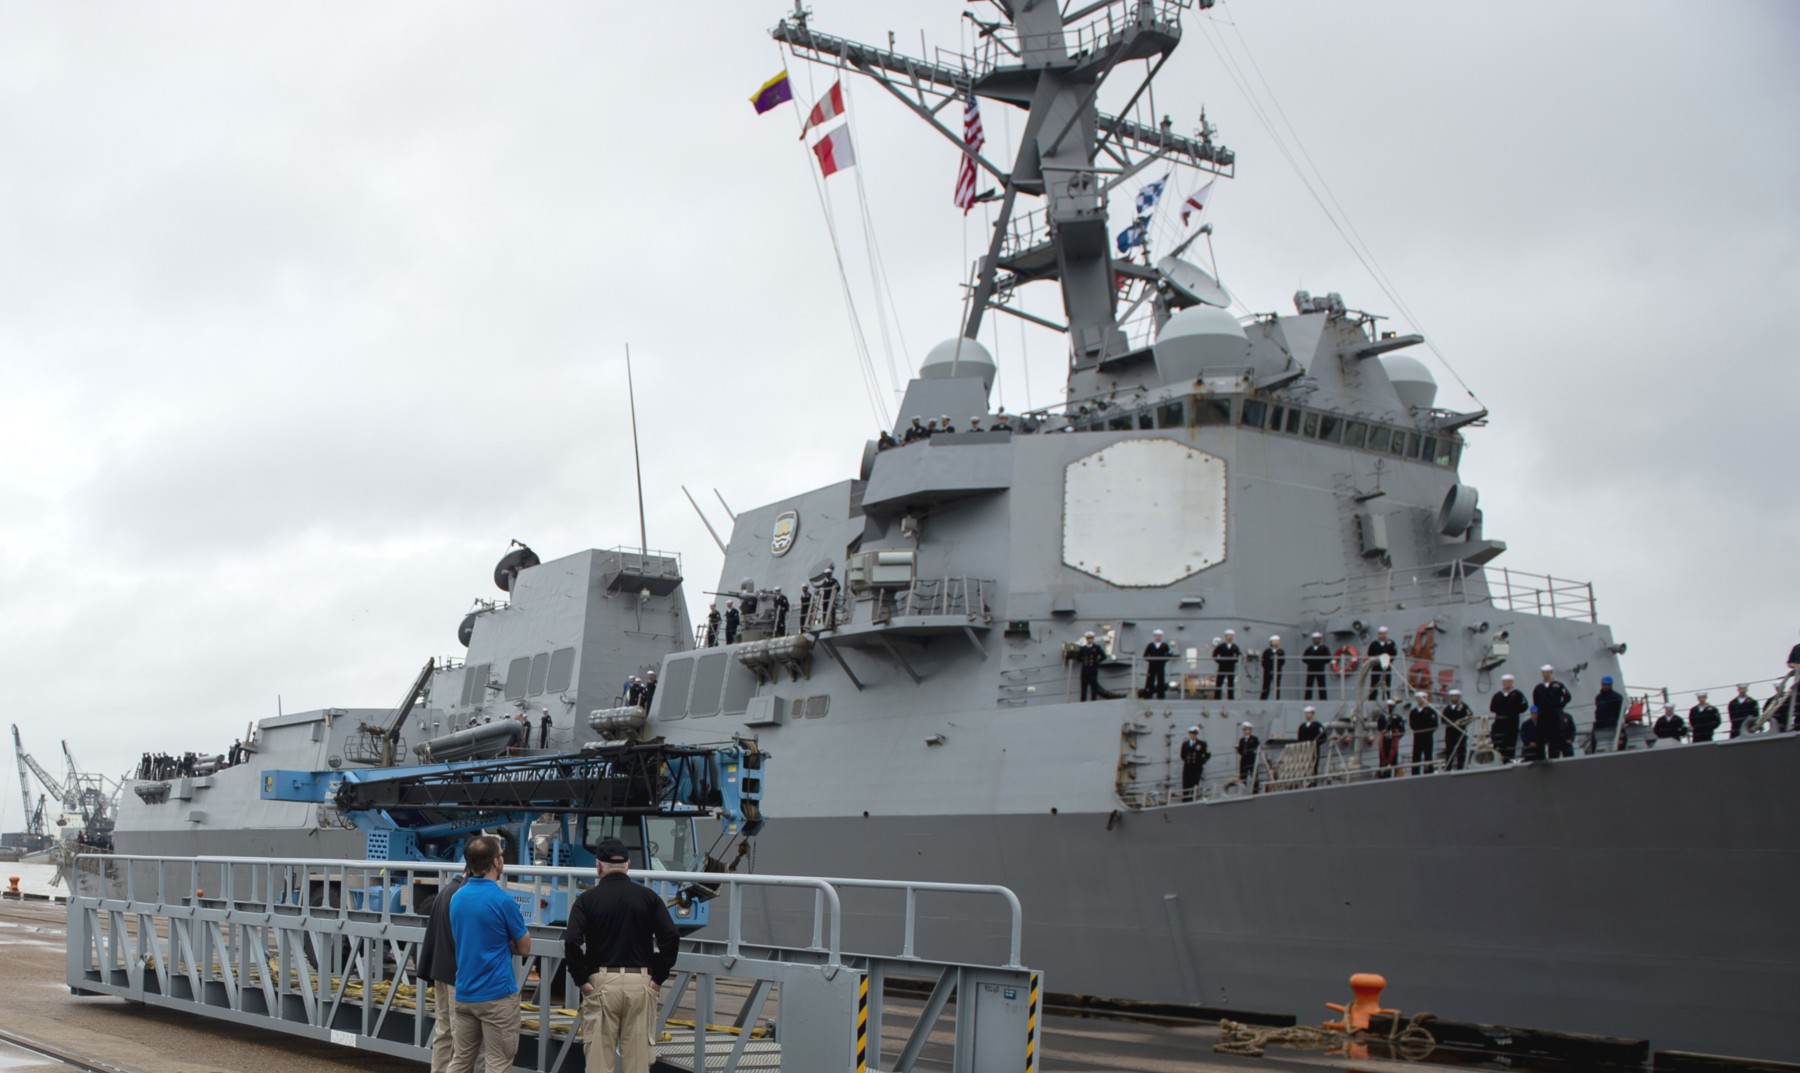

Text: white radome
xmin=1380 ymin=352 xmax=1438 ymax=412
xmin=920 ymin=336 xmax=996 ymax=391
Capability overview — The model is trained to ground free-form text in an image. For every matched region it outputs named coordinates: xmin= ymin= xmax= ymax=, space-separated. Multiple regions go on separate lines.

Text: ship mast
xmin=774 ymin=0 xmax=1233 ymax=385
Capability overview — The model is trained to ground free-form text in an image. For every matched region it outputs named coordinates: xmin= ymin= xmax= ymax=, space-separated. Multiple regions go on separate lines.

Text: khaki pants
xmin=429 ymin=982 xmax=458 ymax=1072
xmin=447 ymin=993 xmax=521 ymax=1073
xmin=581 ymin=970 xmax=657 ymax=1073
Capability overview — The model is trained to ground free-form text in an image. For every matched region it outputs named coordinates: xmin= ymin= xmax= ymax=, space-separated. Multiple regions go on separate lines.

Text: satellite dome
xmin=920 ymin=337 xmax=995 ymax=391
xmin=1381 ymin=353 xmax=1438 ymax=411
xmin=1153 ymin=306 xmax=1268 ymax=383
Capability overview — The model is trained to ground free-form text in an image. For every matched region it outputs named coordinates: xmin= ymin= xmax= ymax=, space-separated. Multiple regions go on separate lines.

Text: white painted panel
xmin=1062 ymin=439 xmax=1227 ymax=586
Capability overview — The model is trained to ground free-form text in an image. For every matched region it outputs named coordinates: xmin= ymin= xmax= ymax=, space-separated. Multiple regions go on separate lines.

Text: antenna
xmin=625 ymin=344 xmax=649 ymax=557
xmin=713 ymin=489 xmax=737 ymax=522
xmin=682 ymin=486 xmax=729 ymax=554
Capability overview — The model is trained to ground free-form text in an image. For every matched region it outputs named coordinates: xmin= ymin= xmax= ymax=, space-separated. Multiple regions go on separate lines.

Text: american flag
xmin=953 ymin=92 xmax=985 ymax=214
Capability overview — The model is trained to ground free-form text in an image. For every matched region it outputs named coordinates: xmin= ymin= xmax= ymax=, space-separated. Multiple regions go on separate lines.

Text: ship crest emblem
xmin=771 ymin=511 xmax=799 ymax=556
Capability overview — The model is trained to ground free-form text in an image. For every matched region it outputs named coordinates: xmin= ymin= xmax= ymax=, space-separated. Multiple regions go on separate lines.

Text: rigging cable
xmin=1199 ymin=4 xmax=1485 ymax=410
xmin=840 ymin=76 xmax=910 ymax=404
xmin=781 ymin=46 xmax=893 ymax=428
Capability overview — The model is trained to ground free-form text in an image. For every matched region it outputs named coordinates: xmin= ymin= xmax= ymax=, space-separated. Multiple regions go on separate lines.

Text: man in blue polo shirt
xmin=447 ymin=835 xmax=531 ymax=1073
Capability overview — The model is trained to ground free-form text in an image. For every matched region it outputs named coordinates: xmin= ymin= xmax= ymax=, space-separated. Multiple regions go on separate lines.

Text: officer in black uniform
xmin=1179 ymin=726 xmax=1209 ymax=801
xmin=1295 ymin=706 xmax=1326 ymax=775
xmin=724 ymin=602 xmax=741 ymax=645
xmin=1143 ymin=629 xmax=1174 ymax=699
xmin=1588 ymin=676 xmax=1623 ymax=752
xmin=815 ymin=567 xmax=840 ymax=626
xmin=1407 ymin=691 xmax=1439 ymax=775
xmin=1727 ymin=684 xmax=1757 ymax=738
xmin=1260 ymin=635 xmax=1286 ymax=700
xmin=1235 ymin=722 xmax=1260 ymax=789
xmin=772 ymin=587 xmax=789 ymax=635
xmin=1212 ymin=629 xmax=1242 ymax=700
xmin=1531 ymin=665 xmax=1572 ymax=760
xmin=1688 ymin=692 xmax=1722 ymax=742
xmin=902 ymin=415 xmax=930 ymax=443
xmin=1075 ymin=631 xmax=1105 ymax=702
xmin=1302 ymin=632 xmax=1331 ymax=700
xmin=1441 ymin=688 xmax=1473 ymax=770
xmin=797 ymin=585 xmax=812 ymax=631
xmin=1489 ymin=673 xmax=1527 ymax=762
xmin=639 ymin=671 xmax=656 ymax=711
xmin=991 ymin=413 xmax=1013 ymax=432
xmin=704 ymin=605 xmax=720 ymax=647
xmin=538 ymin=708 xmax=552 ymax=749
xmin=1652 ymin=703 xmax=1687 ymax=744
xmin=1366 ymin=626 xmax=1399 ymax=701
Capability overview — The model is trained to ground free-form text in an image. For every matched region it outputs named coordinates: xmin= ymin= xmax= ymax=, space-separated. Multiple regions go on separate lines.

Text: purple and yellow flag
xmin=750 ymin=70 xmax=793 ymax=115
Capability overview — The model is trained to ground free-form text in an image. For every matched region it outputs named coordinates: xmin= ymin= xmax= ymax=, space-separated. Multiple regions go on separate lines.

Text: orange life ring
xmin=1331 ymin=646 xmax=1360 ymax=674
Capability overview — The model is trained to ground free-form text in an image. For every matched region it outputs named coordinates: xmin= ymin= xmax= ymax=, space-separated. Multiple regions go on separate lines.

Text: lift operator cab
xmin=260 ymin=738 xmax=765 ymax=932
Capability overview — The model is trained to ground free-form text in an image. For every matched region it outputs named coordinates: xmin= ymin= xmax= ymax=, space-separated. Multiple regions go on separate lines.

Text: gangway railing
xmin=66 ymin=855 xmax=1039 ymax=1073
xmin=1301 ymin=561 xmax=1598 ymax=623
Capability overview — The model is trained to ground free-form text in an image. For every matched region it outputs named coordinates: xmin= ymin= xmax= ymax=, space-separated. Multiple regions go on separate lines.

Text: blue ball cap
xmin=1529 ymin=705 xmax=1539 ymax=713
xmin=1601 ymin=675 xmax=1613 ymax=685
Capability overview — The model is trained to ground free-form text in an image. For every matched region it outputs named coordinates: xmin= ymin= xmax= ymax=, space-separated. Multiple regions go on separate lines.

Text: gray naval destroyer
xmin=114 ymin=0 xmax=1798 ymax=1061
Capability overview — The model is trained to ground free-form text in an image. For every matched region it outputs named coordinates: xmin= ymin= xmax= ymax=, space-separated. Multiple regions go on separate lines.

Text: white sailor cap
xmin=1377 ymin=626 xmax=1389 ymax=633
xmin=1448 ymin=688 xmax=1462 ymax=696
xmin=1083 ymin=630 xmax=1096 ymax=638
xmin=646 ymin=670 xmax=655 ymax=678
xmin=1224 ymin=628 xmax=1235 ymax=635
xmin=773 ymin=585 xmax=781 ymax=591
xmin=940 ymin=414 xmax=951 ymax=421
xmin=1240 ymin=721 xmax=1253 ymax=728
xmin=1414 ymin=691 xmax=1428 ymax=699
xmin=1153 ymin=629 xmax=1164 ymax=635
xmin=1270 ymin=634 xmax=1281 ymax=643
xmin=1540 ymin=664 xmax=1554 ymax=672
xmin=1188 ymin=725 xmax=1200 ymax=733
xmin=970 ymin=416 xmax=982 ymax=422
xmin=1311 ymin=631 xmax=1323 ymax=638
xmin=1501 ymin=672 xmax=1516 ymax=680
xmin=1304 ymin=706 xmax=1315 ymax=713
xmin=1697 ymin=691 xmax=1708 ymax=698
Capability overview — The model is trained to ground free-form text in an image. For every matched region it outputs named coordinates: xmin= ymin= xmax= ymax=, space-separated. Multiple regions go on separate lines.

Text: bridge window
xmin=547 ymin=648 xmax=575 ymax=694
xmin=1317 ymin=415 xmax=1342 ymax=443
xmin=527 ymin=652 xmax=550 ymax=696
xmin=1240 ymin=399 xmax=1267 ymax=428
xmin=1420 ymin=436 xmax=1436 ymax=462
xmin=1108 ymin=413 xmax=1134 ymax=431
xmin=504 ymin=657 xmax=531 ymax=701
xmin=1436 ymin=440 xmax=1459 ymax=466
xmin=1389 ymin=430 xmax=1408 ymax=456
xmin=1283 ymin=407 xmax=1301 ymax=434
xmin=1138 ymin=411 xmax=1155 ymax=429
xmin=1194 ymin=399 xmax=1232 ymax=426
xmin=1343 ymin=421 xmax=1368 ymax=448
xmin=1368 ymin=425 xmax=1391 ymax=452
xmin=1301 ymin=411 xmax=1319 ymax=438
xmin=1157 ymin=400 xmax=1185 ymax=428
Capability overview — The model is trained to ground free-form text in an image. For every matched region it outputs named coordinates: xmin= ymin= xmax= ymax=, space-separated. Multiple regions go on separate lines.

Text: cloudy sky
xmin=2 ymin=1 xmax=1795 ymax=828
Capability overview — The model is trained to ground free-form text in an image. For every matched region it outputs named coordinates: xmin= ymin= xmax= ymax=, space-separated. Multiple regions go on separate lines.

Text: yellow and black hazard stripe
xmin=1025 ymin=972 xmax=1041 ymax=1072
xmin=856 ymin=974 xmax=869 ymax=1072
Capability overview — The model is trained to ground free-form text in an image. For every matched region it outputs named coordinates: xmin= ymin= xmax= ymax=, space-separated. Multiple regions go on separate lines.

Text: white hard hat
xmin=1188 ymin=725 xmax=1200 ymax=733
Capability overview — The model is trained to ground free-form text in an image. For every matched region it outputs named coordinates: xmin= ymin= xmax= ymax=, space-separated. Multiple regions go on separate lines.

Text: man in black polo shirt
xmin=563 ymin=839 xmax=680 ymax=1073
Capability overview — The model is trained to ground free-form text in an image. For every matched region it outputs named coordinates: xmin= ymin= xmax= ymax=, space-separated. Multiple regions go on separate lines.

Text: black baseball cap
xmin=594 ymin=838 xmax=632 ymax=864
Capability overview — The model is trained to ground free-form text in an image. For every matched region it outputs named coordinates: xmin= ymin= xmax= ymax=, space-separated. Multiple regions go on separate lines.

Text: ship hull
xmin=742 ymin=733 xmax=1798 ymax=1062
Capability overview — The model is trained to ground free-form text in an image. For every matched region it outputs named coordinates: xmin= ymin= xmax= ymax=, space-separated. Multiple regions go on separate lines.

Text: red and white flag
xmin=1180 ymin=179 xmax=1215 ymax=226
xmin=953 ymin=92 xmax=985 ymax=213
xmin=810 ymin=124 xmax=857 ymax=178
xmin=801 ymin=81 xmax=845 ymax=136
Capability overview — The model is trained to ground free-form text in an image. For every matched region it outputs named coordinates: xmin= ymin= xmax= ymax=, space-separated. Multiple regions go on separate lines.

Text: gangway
xmin=66 ymin=854 xmax=1041 ymax=1073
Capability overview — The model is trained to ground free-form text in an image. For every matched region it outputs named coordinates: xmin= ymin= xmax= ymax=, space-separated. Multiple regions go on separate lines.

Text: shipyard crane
xmin=13 ymin=724 xmax=69 ymax=811
xmin=58 ymin=739 xmax=119 ymax=846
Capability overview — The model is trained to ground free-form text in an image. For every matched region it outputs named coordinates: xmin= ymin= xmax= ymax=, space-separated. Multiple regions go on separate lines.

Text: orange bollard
xmin=195 ymin=888 xmax=205 ymax=899
xmin=1323 ymin=972 xmax=1400 ymax=1031
xmin=6 ymin=876 xmax=18 ymax=895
